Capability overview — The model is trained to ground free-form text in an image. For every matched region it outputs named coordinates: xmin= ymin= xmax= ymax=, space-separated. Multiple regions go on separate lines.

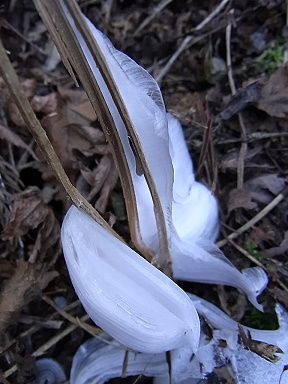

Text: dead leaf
xmin=2 ymin=187 xmax=60 ymax=263
xmin=2 ymin=187 xmax=51 ymax=238
xmin=257 ymin=65 xmax=288 ymax=118
xmin=238 ymin=325 xmax=282 ymax=363
xmin=58 ymin=87 xmax=96 ymax=123
xmin=30 ymin=92 xmax=59 ymax=115
xmin=227 ymin=188 xmax=258 ymax=213
xmin=220 ymin=147 xmax=262 ymax=171
xmin=262 ymin=231 xmax=288 ymax=258
xmin=0 ymin=123 xmax=37 ymax=159
xmin=220 ymin=81 xmax=260 ymax=120
xmin=8 ymin=79 xmax=37 ymax=127
xmin=95 ymin=164 xmax=119 ymax=213
xmin=270 ymin=287 xmax=288 ymax=309
xmin=212 ymin=366 xmax=236 ymax=384
xmin=246 ymin=174 xmax=285 ymax=204
xmin=0 ymin=259 xmax=58 ymax=335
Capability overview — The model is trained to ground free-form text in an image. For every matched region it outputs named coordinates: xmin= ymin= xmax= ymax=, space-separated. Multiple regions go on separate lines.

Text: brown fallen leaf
xmin=270 ymin=287 xmax=288 ymax=309
xmin=257 ymin=64 xmax=288 ymax=118
xmin=238 ymin=325 xmax=282 ymax=363
xmin=38 ymin=89 xmax=105 ymax=182
xmin=245 ymin=174 xmax=285 ymax=204
xmin=30 ymin=92 xmax=59 ymax=115
xmin=2 ymin=187 xmax=51 ymax=238
xmin=95 ymin=164 xmax=119 ymax=213
xmin=2 ymin=187 xmax=60 ymax=263
xmin=0 ymin=259 xmax=58 ymax=336
xmin=0 ymin=122 xmax=37 ymax=159
xmin=220 ymin=65 xmax=288 ymax=119
xmin=220 ymin=147 xmax=262 ymax=172
xmin=262 ymin=231 xmax=288 ymax=258
xmin=220 ymin=81 xmax=260 ymax=120
xmin=8 ymin=78 xmax=37 ymax=127
xmin=227 ymin=188 xmax=257 ymax=213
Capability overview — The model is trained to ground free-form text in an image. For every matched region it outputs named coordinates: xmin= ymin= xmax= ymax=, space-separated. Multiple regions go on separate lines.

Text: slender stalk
xmin=34 ymin=0 xmax=172 ymax=274
xmin=63 ymin=0 xmax=171 ymax=274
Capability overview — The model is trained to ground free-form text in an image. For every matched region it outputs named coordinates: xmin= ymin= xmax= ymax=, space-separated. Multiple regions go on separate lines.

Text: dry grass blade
xmin=156 ymin=0 xmax=231 ymax=82
xmin=217 ymin=191 xmax=285 ymax=248
xmin=0 ymin=123 xmax=37 ymax=160
xmin=3 ymin=315 xmax=89 ymax=379
xmin=134 ymin=0 xmax=174 ymax=35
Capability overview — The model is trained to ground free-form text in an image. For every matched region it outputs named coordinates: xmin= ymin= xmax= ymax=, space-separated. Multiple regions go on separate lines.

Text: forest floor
xmin=0 ymin=0 xmax=288 ymax=383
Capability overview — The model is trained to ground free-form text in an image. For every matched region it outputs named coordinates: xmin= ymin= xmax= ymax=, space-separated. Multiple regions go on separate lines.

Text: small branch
xmin=227 ymin=238 xmax=266 ymax=269
xmin=0 ymin=38 xmax=121 ymax=240
xmin=135 ymin=0 xmax=174 ymax=35
xmin=3 ymin=315 xmax=89 ymax=378
xmin=225 ymin=10 xmax=247 ymax=190
xmin=217 ymin=192 xmax=285 ymax=248
xmin=43 ymin=295 xmax=101 ymax=338
xmin=156 ymin=0 xmax=230 ymax=82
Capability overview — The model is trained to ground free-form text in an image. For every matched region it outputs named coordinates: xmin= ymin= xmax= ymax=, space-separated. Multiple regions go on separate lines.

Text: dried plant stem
xmin=43 ymin=295 xmax=101 ymax=337
xmin=225 ymin=10 xmax=247 ymax=190
xmin=217 ymin=191 xmax=285 ymax=248
xmin=34 ymin=0 xmax=172 ymax=274
xmin=3 ymin=315 xmax=89 ymax=378
xmin=63 ymin=0 xmax=172 ymax=275
xmin=156 ymin=0 xmax=230 ymax=82
xmin=0 ymin=39 xmax=121 ymax=240
xmin=135 ymin=0 xmax=174 ymax=35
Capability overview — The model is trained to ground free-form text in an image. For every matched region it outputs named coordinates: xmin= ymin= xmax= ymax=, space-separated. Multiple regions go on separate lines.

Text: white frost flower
xmin=62 ymin=206 xmax=200 ymax=354
xmin=62 ymin=4 xmax=268 ymax=309
xmin=38 ymin=1 xmax=286 ymax=383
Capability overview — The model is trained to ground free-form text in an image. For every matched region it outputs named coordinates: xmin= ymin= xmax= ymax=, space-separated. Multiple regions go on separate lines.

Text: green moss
xmin=244 ymin=240 xmax=262 ymax=262
xmin=245 ymin=307 xmax=278 ymax=330
xmin=255 ymin=41 xmax=284 ymax=73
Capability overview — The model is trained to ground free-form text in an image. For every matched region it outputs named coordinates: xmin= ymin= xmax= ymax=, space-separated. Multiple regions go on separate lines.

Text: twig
xmin=227 ymin=238 xmax=266 ymax=269
xmin=156 ymin=0 xmax=230 ymax=82
xmin=0 ymin=300 xmax=80 ymax=355
xmin=43 ymin=295 xmax=101 ymax=337
xmin=226 ymin=233 xmax=288 ymax=295
xmin=217 ymin=192 xmax=285 ymax=248
xmin=225 ymin=10 xmax=247 ymax=190
xmin=215 ymin=131 xmax=288 ymax=145
xmin=225 ymin=12 xmax=236 ymax=95
xmin=135 ymin=0 xmax=174 ymax=35
xmin=0 ymin=19 xmax=46 ymax=55
xmin=0 ymin=38 xmax=121 ymax=240
xmin=3 ymin=314 xmax=89 ymax=378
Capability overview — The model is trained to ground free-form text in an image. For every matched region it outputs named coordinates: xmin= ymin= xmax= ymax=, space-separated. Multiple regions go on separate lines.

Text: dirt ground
xmin=0 ymin=0 xmax=288 ymax=383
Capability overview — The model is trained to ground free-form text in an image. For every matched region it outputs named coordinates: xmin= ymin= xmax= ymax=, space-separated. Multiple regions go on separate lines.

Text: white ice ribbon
xmin=60 ymin=1 xmax=268 ymax=309
xmin=61 ymin=206 xmax=200 ymax=354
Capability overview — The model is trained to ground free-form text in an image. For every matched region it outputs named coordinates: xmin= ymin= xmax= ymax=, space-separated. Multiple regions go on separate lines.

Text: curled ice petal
xmin=166 ymin=116 xmax=268 ymax=310
xmin=70 ymin=336 xmax=168 ymax=384
xmin=61 ymin=206 xmax=200 ymax=353
xmin=189 ymin=294 xmax=288 ymax=351
xmin=173 ymin=240 xmax=268 ymax=311
xmin=225 ymin=344 xmax=288 ymax=384
xmin=188 ymin=294 xmax=288 ymax=384
xmin=71 ymin=336 xmax=204 ymax=384
xmin=167 ymin=114 xmax=219 ymax=242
